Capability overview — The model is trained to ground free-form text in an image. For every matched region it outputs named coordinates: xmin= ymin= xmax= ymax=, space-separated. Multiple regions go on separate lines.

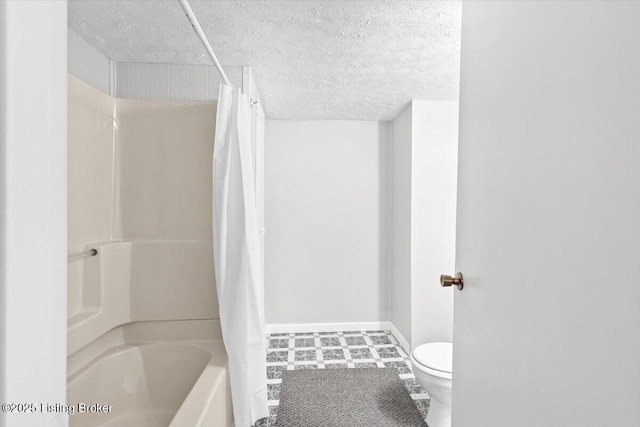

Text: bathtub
xmin=67 ymin=321 xmax=233 ymax=427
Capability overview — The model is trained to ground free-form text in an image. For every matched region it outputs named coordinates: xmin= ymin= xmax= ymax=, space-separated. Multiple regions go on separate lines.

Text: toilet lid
xmin=412 ymin=342 xmax=453 ymax=373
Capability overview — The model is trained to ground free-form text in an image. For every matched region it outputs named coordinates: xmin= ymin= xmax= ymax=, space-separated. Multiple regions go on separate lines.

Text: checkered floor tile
xmin=255 ymin=330 xmax=430 ymax=427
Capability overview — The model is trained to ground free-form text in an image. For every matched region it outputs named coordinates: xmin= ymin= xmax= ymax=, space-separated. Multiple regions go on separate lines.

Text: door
xmin=453 ymin=2 xmax=640 ymax=427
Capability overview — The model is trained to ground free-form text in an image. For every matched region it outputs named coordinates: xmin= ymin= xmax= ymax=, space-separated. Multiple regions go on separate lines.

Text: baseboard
xmin=386 ymin=322 xmax=411 ymax=354
xmin=266 ymin=321 xmax=390 ymax=334
xmin=265 ymin=321 xmax=411 ymax=354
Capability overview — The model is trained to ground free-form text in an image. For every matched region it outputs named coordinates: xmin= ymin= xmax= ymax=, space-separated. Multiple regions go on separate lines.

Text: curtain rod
xmin=178 ymin=0 xmax=231 ymax=86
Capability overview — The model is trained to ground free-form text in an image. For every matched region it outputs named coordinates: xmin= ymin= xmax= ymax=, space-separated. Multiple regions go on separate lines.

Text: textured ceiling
xmin=68 ymin=0 xmax=461 ymax=120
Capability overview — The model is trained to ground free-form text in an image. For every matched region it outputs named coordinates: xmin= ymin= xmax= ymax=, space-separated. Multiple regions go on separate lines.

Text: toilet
xmin=410 ymin=342 xmax=453 ymax=427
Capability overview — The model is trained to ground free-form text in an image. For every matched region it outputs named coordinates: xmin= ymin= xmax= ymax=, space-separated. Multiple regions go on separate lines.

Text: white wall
xmin=67 ymin=29 xmax=247 ymax=103
xmin=266 ymin=111 xmax=457 ymax=340
xmin=410 ymin=100 xmax=457 ymax=346
xmin=114 ymin=62 xmax=243 ymax=102
xmin=265 ymin=120 xmax=390 ymax=324
xmin=68 ymin=29 xmax=111 ymax=95
xmin=453 ymin=2 xmax=640 ymax=426
xmin=389 ymin=101 xmax=458 ymax=349
xmin=0 ymin=1 xmax=68 ymax=426
xmin=389 ymin=104 xmax=413 ymax=343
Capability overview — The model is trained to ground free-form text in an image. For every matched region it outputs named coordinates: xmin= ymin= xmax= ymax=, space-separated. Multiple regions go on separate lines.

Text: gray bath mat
xmin=276 ymin=368 xmax=427 ymax=427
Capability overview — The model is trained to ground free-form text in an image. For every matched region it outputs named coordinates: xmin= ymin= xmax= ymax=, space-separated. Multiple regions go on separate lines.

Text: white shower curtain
xmin=213 ymin=84 xmax=268 ymax=427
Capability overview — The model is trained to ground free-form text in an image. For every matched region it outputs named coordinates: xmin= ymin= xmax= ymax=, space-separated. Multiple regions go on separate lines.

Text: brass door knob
xmin=440 ymin=273 xmax=463 ymax=290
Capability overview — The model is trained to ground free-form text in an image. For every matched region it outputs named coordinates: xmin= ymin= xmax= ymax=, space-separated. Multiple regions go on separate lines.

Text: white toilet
xmin=410 ymin=342 xmax=453 ymax=427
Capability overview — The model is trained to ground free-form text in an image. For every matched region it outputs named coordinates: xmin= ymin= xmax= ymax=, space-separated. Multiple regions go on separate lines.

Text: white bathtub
xmin=67 ymin=321 xmax=233 ymax=427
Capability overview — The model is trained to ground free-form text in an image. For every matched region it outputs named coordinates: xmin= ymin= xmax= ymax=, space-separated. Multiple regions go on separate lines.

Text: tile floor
xmin=255 ymin=330 xmax=430 ymax=426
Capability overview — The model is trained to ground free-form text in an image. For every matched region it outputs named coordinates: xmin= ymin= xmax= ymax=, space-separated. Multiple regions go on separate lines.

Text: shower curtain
xmin=213 ymin=84 xmax=268 ymax=427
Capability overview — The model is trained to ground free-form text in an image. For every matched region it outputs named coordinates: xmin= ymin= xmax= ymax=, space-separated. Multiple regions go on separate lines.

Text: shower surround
xmin=67 ymin=74 xmax=232 ymax=426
